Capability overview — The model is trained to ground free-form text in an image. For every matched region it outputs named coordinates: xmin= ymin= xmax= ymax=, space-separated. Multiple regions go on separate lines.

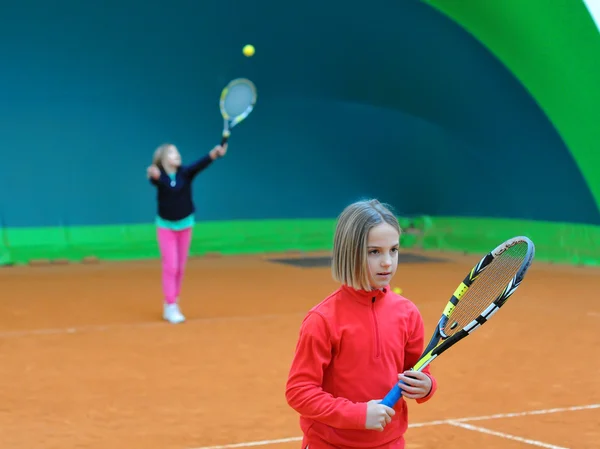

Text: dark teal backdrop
xmin=2 ymin=0 xmax=599 ymax=228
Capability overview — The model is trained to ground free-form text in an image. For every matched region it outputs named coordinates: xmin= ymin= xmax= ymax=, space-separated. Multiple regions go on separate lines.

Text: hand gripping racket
xmin=219 ymin=78 xmax=257 ymax=146
xmin=381 ymin=236 xmax=535 ymax=407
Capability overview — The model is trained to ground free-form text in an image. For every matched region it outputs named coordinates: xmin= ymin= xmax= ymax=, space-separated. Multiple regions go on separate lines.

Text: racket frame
xmin=219 ymin=77 xmax=257 ymax=146
xmin=381 ymin=236 xmax=535 ymax=407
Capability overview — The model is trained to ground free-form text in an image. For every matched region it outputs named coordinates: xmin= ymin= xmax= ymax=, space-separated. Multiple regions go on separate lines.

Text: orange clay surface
xmin=0 ymin=249 xmax=598 ymax=449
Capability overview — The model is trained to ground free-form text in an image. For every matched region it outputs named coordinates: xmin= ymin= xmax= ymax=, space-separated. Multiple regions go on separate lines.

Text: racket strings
xmin=223 ymin=83 xmax=255 ymax=117
xmin=444 ymin=243 xmax=528 ymax=336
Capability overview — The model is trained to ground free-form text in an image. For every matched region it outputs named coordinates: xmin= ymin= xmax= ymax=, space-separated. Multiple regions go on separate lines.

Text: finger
xmin=398 ymin=382 xmax=421 ymax=394
xmin=399 ymin=374 xmax=424 ymax=387
xmin=403 ymin=371 xmax=427 ymax=381
xmin=382 ymin=405 xmax=395 ymax=416
xmin=398 ymin=377 xmax=422 ymax=389
xmin=402 ymin=388 xmax=428 ymax=399
xmin=402 ymin=392 xmax=424 ymax=400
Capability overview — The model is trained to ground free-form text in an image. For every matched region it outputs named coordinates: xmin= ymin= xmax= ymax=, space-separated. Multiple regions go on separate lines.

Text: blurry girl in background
xmin=146 ymin=143 xmax=227 ymax=323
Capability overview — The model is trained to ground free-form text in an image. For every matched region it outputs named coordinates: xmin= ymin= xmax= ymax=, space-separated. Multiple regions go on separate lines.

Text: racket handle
xmin=221 ymin=129 xmax=231 ymax=147
xmin=380 ymin=382 xmax=404 ymax=408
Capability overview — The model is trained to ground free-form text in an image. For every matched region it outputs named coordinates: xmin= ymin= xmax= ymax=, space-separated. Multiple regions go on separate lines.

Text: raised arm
xmin=185 ymin=144 xmax=228 ymax=179
xmin=185 ymin=154 xmax=214 ymax=179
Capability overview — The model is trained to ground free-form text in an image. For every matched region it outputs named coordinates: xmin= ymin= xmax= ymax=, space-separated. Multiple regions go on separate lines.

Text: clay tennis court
xmin=1 ymin=249 xmax=599 ymax=449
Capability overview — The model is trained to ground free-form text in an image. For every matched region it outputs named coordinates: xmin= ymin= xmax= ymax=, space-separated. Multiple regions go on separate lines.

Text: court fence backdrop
xmin=1 ymin=216 xmax=599 ymax=267
xmin=1 ymin=0 xmax=599 ymax=268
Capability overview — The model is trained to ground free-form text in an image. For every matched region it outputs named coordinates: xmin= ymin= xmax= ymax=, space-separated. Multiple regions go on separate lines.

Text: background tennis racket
xmin=219 ymin=78 xmax=257 ymax=146
xmin=381 ymin=236 xmax=535 ymax=408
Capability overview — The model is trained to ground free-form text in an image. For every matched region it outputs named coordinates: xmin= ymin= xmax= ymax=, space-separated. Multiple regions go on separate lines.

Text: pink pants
xmin=157 ymin=227 xmax=193 ymax=305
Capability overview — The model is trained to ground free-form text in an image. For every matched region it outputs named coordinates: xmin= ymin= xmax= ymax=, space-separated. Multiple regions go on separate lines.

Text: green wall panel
xmin=1 ymin=218 xmax=598 ymax=267
xmin=427 ymin=0 xmax=600 ymax=211
xmin=421 ymin=217 xmax=600 ymax=266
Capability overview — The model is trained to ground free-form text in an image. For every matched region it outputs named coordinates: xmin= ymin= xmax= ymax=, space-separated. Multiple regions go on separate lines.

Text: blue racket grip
xmin=380 ymin=381 xmax=405 ymax=408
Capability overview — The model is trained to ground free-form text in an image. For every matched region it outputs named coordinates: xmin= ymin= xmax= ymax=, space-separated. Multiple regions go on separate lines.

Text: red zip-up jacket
xmin=285 ymin=284 xmax=437 ymax=449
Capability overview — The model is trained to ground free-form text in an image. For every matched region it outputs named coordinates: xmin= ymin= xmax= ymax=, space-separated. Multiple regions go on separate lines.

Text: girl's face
xmin=366 ymin=222 xmax=400 ymax=289
xmin=163 ymin=145 xmax=182 ymax=168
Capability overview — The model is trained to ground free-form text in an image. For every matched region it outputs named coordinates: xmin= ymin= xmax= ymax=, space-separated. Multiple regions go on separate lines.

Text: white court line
xmin=0 ymin=312 xmax=305 ymax=339
xmin=448 ymin=421 xmax=569 ymax=449
xmin=443 ymin=403 xmax=600 ymax=423
xmin=190 ymin=403 xmax=600 ymax=449
xmin=190 ymin=437 xmax=303 ymax=449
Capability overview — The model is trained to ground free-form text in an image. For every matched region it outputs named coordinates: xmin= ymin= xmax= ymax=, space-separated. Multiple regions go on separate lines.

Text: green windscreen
xmin=419 ymin=217 xmax=600 ymax=266
xmin=427 ymin=0 xmax=600 ymax=211
xmin=1 ymin=218 xmax=598 ymax=267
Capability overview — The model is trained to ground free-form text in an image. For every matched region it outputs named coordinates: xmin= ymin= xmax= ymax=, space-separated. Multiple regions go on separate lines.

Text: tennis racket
xmin=219 ymin=78 xmax=257 ymax=146
xmin=381 ymin=236 xmax=535 ymax=407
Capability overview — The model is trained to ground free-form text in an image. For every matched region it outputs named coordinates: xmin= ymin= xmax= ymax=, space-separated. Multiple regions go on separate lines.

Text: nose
xmin=381 ymin=255 xmax=392 ymax=268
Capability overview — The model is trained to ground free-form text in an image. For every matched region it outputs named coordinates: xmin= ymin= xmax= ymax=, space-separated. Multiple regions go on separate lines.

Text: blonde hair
xmin=331 ymin=199 xmax=401 ymax=291
xmin=152 ymin=143 xmax=173 ymax=170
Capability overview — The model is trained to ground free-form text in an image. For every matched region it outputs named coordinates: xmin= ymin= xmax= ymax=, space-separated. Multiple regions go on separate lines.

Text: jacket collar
xmin=340 ymin=284 xmax=390 ymax=306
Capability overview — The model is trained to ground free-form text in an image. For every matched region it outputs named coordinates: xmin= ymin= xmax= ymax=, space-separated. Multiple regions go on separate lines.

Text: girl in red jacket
xmin=285 ymin=199 xmax=437 ymax=449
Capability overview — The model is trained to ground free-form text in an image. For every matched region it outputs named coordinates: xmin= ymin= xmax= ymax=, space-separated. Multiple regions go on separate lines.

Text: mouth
xmin=376 ymin=272 xmax=391 ymax=276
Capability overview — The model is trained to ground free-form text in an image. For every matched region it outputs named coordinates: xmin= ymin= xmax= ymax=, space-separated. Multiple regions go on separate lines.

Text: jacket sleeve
xmin=403 ymin=306 xmax=438 ymax=404
xmin=285 ymin=312 xmax=367 ymax=429
xmin=184 ymin=154 xmax=214 ymax=179
xmin=148 ymin=171 xmax=169 ymax=187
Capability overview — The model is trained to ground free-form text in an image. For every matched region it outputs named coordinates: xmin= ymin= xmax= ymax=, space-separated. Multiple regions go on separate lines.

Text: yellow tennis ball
xmin=242 ymin=44 xmax=255 ymax=57
xmin=393 ymin=287 xmax=403 ymax=294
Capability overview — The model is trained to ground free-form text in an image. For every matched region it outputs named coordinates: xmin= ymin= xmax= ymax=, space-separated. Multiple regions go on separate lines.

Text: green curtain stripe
xmin=425 ymin=0 xmax=600 ymax=212
xmin=0 ymin=218 xmax=598 ymax=266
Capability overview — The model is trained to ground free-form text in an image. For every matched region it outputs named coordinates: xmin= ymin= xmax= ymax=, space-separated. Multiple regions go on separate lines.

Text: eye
xmin=391 ymin=247 xmax=399 ymax=253
xmin=369 ymin=249 xmax=379 ymax=255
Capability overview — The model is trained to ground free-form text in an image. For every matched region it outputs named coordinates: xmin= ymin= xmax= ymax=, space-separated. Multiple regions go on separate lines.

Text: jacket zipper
xmin=371 ymin=297 xmax=381 ymax=358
